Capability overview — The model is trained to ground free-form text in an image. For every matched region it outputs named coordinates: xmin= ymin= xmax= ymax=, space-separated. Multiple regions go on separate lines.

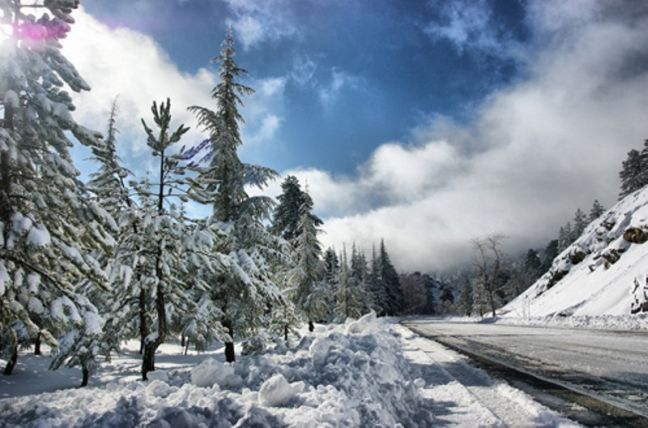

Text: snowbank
xmin=501 ymin=186 xmax=648 ymax=319
xmin=0 ymin=314 xmax=434 ymax=427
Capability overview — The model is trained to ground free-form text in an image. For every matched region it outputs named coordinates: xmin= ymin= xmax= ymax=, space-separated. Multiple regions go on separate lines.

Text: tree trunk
xmin=139 ymin=286 xmax=147 ymax=355
xmin=308 ymin=320 xmax=314 ymax=332
xmin=184 ymin=340 xmax=190 ymax=356
xmin=181 ymin=334 xmax=185 ymax=348
xmin=81 ymin=366 xmax=89 ymax=387
xmin=34 ymin=333 xmax=41 ymax=355
xmin=3 ymin=346 xmax=18 ymax=375
xmin=284 ymin=324 xmax=288 ymax=342
xmin=224 ymin=320 xmax=235 ymax=363
xmin=142 ymin=344 xmax=156 ymax=380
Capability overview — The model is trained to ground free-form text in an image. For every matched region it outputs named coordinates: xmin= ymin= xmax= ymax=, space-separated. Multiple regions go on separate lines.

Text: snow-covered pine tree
xmin=619 ymin=148 xmax=645 ymax=199
xmin=0 ymin=0 xmax=114 ymax=378
xmin=271 ymin=175 xmax=322 ymax=241
xmin=541 ymin=239 xmax=559 ymax=272
xmin=87 ymin=99 xmax=132 ymax=221
xmin=287 ymin=193 xmax=327 ymax=332
xmin=322 ymin=247 xmax=339 ymax=321
xmin=589 ymin=200 xmax=605 ymax=222
xmin=350 ymin=244 xmax=371 ymax=313
xmin=572 ymin=208 xmax=588 ymax=238
xmin=335 ymin=246 xmax=364 ymax=320
xmin=187 ymin=29 xmax=282 ymax=362
xmin=367 ymin=245 xmax=387 ymax=316
xmin=558 ymin=222 xmax=574 ymax=252
xmin=379 ymin=240 xmax=403 ymax=316
xmin=86 ymin=100 xmax=152 ymax=357
xmin=640 ymin=140 xmax=648 ymax=188
xmin=140 ymin=98 xmax=192 ymax=380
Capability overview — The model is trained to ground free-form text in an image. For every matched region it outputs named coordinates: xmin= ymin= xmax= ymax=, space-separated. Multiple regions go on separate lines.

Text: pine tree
xmin=524 ymin=249 xmax=542 ymax=273
xmin=0 ymin=0 xmax=114 ymax=379
xmin=271 ymin=175 xmax=322 ymax=241
xmin=589 ymin=200 xmax=605 ymax=222
xmin=140 ymin=99 xmax=191 ymax=380
xmin=87 ymin=99 xmax=131 ymax=221
xmin=187 ymin=29 xmax=282 ymax=363
xmin=542 ymin=240 xmax=559 ymax=272
xmin=619 ymin=148 xmax=645 ymax=199
xmin=322 ymin=247 xmax=339 ymax=321
xmin=379 ymin=240 xmax=403 ymax=316
xmin=558 ymin=222 xmax=574 ymax=252
xmin=367 ymin=245 xmax=387 ymax=316
xmin=334 ymin=247 xmax=365 ymax=320
xmin=87 ymin=100 xmax=152 ymax=357
xmin=350 ymin=246 xmax=371 ymax=313
xmin=572 ymin=208 xmax=588 ymax=238
xmin=288 ymin=193 xmax=327 ymax=332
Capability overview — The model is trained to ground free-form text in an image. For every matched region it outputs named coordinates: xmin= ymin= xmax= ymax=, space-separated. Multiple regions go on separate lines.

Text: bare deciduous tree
xmin=471 ymin=234 xmax=507 ymax=317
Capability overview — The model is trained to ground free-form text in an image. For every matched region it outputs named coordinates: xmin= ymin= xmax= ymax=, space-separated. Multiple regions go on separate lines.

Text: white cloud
xmin=425 ymin=0 xmax=523 ymax=60
xmin=291 ymin=55 xmax=318 ymax=86
xmin=265 ymin=0 xmax=648 ymax=272
xmin=318 ymin=69 xmax=364 ymax=108
xmin=224 ymin=0 xmax=298 ymax=50
xmin=63 ymin=8 xmax=285 ymax=165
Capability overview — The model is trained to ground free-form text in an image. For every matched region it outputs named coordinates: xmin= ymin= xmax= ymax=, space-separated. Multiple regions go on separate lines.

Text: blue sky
xmin=63 ymin=0 xmax=648 ymax=271
xmin=80 ymin=0 xmax=527 ymax=174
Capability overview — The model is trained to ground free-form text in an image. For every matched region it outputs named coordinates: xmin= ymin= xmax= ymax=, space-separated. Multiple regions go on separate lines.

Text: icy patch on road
xmin=0 ymin=314 xmax=434 ymax=427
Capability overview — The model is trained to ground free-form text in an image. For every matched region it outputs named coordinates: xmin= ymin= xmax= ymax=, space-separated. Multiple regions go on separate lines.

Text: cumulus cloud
xmin=266 ymin=0 xmax=648 ymax=272
xmin=63 ymin=8 xmax=285 ymax=168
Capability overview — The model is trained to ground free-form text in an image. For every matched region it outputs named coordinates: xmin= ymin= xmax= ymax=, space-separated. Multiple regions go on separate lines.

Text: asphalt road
xmin=403 ymin=319 xmax=648 ymax=419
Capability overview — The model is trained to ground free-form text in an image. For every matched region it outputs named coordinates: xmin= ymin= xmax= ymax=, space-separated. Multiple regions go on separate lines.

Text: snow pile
xmin=502 ymin=186 xmax=648 ymax=319
xmin=0 ymin=313 xmax=434 ymax=427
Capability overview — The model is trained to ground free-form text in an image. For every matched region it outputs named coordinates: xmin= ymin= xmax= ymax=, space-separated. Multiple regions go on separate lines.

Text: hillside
xmin=501 ymin=186 xmax=648 ymax=318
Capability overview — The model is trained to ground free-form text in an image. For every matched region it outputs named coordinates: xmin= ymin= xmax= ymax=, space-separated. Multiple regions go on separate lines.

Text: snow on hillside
xmin=0 ymin=314 xmax=438 ymax=427
xmin=501 ymin=186 xmax=648 ymax=319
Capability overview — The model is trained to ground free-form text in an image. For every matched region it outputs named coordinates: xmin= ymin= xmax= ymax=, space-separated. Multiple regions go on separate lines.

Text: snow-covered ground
xmin=501 ymin=186 xmax=648 ymax=319
xmin=0 ymin=315 xmax=578 ymax=427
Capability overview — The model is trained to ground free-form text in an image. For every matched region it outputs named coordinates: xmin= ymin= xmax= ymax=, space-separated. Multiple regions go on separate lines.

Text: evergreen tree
xmin=558 ymin=222 xmax=574 ymax=251
xmin=589 ymin=200 xmax=605 ymax=222
xmin=139 ymin=99 xmax=191 ymax=380
xmin=334 ymin=247 xmax=365 ymax=320
xmin=524 ymin=249 xmax=542 ymax=273
xmin=322 ymin=247 xmax=339 ymax=321
xmin=542 ymin=240 xmax=559 ymax=272
xmin=87 ymin=99 xmax=131 ymax=221
xmin=271 ymin=175 xmax=322 ymax=241
xmin=0 ymin=0 xmax=114 ymax=380
xmin=379 ymin=240 xmax=403 ymax=316
xmin=572 ymin=208 xmax=588 ymax=238
xmin=187 ymin=29 xmax=282 ymax=363
xmin=288 ymin=193 xmax=327 ymax=332
xmin=619 ymin=148 xmax=645 ymax=199
xmin=367 ymin=245 xmax=387 ymax=316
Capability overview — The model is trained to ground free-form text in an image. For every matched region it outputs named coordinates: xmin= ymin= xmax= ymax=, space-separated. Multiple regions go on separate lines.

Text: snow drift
xmin=0 ymin=313 xmax=434 ymax=427
xmin=501 ymin=186 xmax=648 ymax=319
